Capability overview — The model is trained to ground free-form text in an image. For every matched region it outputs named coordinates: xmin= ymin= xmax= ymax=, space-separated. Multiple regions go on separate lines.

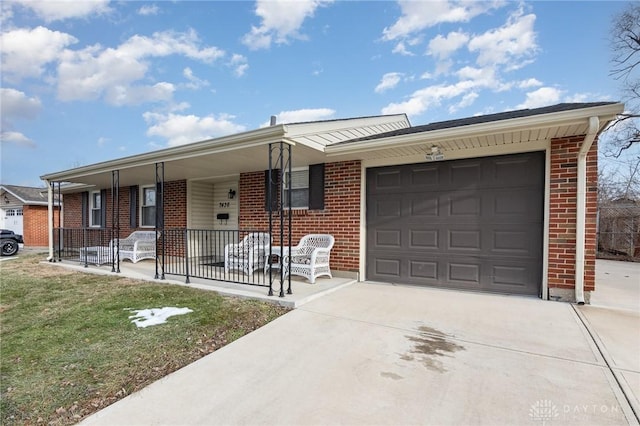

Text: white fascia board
xmin=325 ymin=103 xmax=624 ymax=156
xmin=282 ymin=114 xmax=410 ymax=138
xmin=41 ymin=125 xmax=286 ymax=182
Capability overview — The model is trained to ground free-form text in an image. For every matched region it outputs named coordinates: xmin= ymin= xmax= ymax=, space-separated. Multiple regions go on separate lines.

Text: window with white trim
xmin=140 ymin=186 xmax=156 ymax=227
xmin=90 ymin=191 xmax=102 ymax=227
xmin=284 ymin=167 xmax=309 ymax=209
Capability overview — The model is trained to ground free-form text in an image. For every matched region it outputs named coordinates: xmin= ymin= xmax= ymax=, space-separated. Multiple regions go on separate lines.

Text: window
xmin=284 ymin=168 xmax=309 ymax=209
xmin=141 ymin=186 xmax=156 ymax=227
xmin=90 ymin=191 xmax=102 ymax=227
xmin=265 ymin=163 xmax=324 ymax=211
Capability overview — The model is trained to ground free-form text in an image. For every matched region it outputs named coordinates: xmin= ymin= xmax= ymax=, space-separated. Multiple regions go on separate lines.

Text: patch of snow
xmin=128 ymin=307 xmax=193 ymax=328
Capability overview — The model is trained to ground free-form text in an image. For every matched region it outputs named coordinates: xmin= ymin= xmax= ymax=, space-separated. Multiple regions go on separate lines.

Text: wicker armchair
xmin=224 ymin=232 xmax=271 ymax=275
xmin=286 ymin=234 xmax=335 ymax=284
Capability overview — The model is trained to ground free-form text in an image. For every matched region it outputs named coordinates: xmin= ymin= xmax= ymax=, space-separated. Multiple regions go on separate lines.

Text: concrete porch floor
xmin=42 ymin=258 xmax=357 ymax=308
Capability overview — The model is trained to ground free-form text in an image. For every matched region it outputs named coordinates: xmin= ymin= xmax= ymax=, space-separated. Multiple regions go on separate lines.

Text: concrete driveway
xmin=82 ymin=261 xmax=639 ymax=425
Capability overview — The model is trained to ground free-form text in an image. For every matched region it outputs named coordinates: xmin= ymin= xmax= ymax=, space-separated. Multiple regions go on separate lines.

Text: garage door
xmin=366 ymin=152 xmax=544 ymax=295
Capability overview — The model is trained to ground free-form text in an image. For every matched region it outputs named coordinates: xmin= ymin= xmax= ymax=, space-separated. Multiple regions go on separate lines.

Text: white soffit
xmin=324 ymin=103 xmax=624 ymax=160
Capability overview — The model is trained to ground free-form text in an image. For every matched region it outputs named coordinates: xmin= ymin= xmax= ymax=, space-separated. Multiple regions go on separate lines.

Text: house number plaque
xmin=219 ymin=202 xmax=230 ymax=208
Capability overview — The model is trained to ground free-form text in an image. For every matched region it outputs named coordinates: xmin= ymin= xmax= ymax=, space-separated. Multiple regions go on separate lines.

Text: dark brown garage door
xmin=366 ymin=152 xmax=544 ymax=296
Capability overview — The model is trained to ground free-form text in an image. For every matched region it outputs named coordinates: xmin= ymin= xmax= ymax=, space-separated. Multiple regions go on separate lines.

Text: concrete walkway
xmin=81 ymin=259 xmax=640 ymax=426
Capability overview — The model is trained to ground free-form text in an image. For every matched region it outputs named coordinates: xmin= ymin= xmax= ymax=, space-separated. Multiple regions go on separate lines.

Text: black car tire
xmin=1 ymin=239 xmax=19 ymax=256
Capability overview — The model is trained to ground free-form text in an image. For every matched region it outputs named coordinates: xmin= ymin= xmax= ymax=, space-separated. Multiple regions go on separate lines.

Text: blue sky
xmin=1 ymin=0 xmax=636 ymax=187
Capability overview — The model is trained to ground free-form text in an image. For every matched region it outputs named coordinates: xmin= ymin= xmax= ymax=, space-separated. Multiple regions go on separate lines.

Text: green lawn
xmin=0 ymin=254 xmax=290 ymax=425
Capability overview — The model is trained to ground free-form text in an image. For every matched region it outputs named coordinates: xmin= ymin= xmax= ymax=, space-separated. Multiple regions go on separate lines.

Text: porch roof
xmin=40 ymin=114 xmax=409 ymax=191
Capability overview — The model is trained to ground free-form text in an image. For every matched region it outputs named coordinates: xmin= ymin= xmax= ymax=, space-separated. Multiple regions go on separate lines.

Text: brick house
xmin=41 ymin=102 xmax=623 ymax=303
xmin=0 ymin=184 xmax=61 ymax=247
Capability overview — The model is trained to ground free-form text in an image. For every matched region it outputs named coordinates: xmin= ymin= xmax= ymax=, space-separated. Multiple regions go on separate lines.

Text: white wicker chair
xmin=80 ymin=231 xmax=157 ymax=265
xmin=114 ymin=231 xmax=158 ymax=263
xmin=224 ymin=232 xmax=271 ymax=275
xmin=285 ymin=234 xmax=334 ymax=284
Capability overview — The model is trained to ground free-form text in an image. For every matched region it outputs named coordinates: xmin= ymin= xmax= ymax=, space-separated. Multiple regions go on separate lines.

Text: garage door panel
xmin=409 ymin=260 xmax=438 ymax=280
xmin=409 ymin=165 xmax=440 ymax=186
xmin=449 ymin=193 xmax=481 ymax=216
xmin=409 ymin=196 xmax=439 ymax=217
xmin=448 ymin=262 xmax=481 ymax=284
xmin=410 ymin=229 xmax=438 ymax=249
xmin=374 ymin=170 xmax=402 ymax=189
xmin=374 ymin=229 xmax=402 ymax=248
xmin=373 ymin=196 xmax=402 ymax=217
xmin=367 ymin=152 xmax=543 ymax=296
xmin=448 ymin=229 xmax=481 ymax=251
xmin=449 ymin=161 xmax=482 ymax=186
xmin=373 ymin=258 xmax=401 ymax=277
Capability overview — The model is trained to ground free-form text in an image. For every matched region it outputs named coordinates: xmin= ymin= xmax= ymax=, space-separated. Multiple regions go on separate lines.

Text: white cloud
xmin=242 ymin=0 xmax=333 ymax=50
xmin=138 ymin=4 xmax=159 ymax=16
xmin=97 ymin=137 xmax=109 ymax=147
xmin=375 ymin=72 xmax=403 ymax=93
xmin=0 ymin=131 xmax=36 ymax=148
xmin=383 ymin=0 xmax=502 ymax=41
xmin=143 ymin=111 xmax=246 ymax=146
xmin=468 ymin=9 xmax=537 ymax=69
xmin=1 ymin=88 xmax=42 ymax=123
xmin=381 ymin=80 xmax=476 ymax=116
xmin=1 ymin=88 xmax=41 ymax=146
xmin=1 ymin=26 xmax=77 ymax=82
xmin=427 ymin=31 xmax=469 ymax=60
xmin=518 ymin=78 xmax=543 ymax=89
xmin=229 ymin=54 xmax=248 ymax=77
xmin=182 ymin=67 xmax=210 ymax=90
xmin=9 ymin=0 xmax=111 ymax=22
xmin=57 ymin=30 xmax=224 ymax=105
xmin=392 ymin=42 xmax=414 ymax=56
xmin=448 ymin=92 xmax=478 ymax=113
xmin=517 ymin=87 xmax=563 ymax=109
xmin=264 ymin=108 xmax=335 ymax=126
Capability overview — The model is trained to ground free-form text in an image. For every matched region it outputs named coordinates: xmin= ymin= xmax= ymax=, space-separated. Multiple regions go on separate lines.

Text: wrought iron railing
xmin=53 ymin=228 xmax=292 ymax=296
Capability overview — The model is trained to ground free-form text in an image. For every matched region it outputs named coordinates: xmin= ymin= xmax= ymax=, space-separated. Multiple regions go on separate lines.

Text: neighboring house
xmin=598 ymin=197 xmax=640 ymax=258
xmin=40 ymin=102 xmax=624 ymax=303
xmin=0 ymin=184 xmax=61 ymax=247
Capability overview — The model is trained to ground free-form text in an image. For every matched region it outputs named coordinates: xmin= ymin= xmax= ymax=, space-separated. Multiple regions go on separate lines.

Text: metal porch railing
xmin=53 ymin=228 xmax=291 ymax=295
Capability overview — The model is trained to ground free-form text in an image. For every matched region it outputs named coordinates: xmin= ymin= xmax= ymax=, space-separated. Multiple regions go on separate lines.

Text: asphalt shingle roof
xmin=0 ymin=184 xmax=60 ymax=204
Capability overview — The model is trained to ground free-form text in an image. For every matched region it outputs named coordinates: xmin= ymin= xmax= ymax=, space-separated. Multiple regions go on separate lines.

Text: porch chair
xmin=285 ymin=234 xmax=335 ymax=284
xmin=79 ymin=230 xmax=157 ymax=265
xmin=116 ymin=231 xmax=158 ymax=263
xmin=224 ymin=232 xmax=271 ymax=275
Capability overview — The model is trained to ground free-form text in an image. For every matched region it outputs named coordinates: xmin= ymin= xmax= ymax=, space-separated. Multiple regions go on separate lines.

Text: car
xmin=1 ymin=229 xmax=24 ymax=256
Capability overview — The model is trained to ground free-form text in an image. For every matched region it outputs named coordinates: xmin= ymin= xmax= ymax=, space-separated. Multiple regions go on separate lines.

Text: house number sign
xmin=219 ymin=202 xmax=230 ymax=208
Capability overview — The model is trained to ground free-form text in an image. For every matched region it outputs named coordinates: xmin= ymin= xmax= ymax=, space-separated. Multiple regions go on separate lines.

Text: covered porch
xmin=44 ymin=256 xmax=356 ymax=309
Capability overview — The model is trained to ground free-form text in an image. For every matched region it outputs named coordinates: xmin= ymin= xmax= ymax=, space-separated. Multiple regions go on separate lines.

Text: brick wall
xmin=239 ymin=160 xmax=362 ymax=272
xmin=62 ymin=180 xmax=187 ymax=235
xmin=22 ymin=205 xmax=60 ymax=246
xmin=548 ymin=135 xmax=598 ymax=299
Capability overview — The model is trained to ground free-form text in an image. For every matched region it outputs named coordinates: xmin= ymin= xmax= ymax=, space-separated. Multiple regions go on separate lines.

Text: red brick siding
xmin=548 ymin=136 xmax=598 ymax=292
xmin=62 ymin=181 xmax=187 ymax=234
xmin=239 ymin=160 xmax=361 ymax=272
xmin=22 ymin=205 xmax=60 ymax=246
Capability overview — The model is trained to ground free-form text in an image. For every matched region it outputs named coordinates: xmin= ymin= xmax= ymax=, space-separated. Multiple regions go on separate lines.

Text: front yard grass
xmin=0 ymin=254 xmax=290 ymax=425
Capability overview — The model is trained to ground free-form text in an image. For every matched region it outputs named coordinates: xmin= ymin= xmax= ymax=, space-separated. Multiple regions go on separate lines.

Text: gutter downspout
xmin=46 ymin=180 xmax=54 ymax=262
xmin=575 ymin=116 xmax=600 ymax=305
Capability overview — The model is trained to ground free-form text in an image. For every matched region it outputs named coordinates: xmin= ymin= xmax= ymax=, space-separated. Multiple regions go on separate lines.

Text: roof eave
xmin=325 ymin=103 xmax=624 ymax=156
xmin=41 ymin=124 xmax=287 ymax=182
